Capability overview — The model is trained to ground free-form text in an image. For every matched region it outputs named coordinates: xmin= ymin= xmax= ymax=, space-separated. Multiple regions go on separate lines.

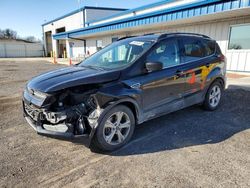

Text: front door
xmin=140 ymin=38 xmax=187 ymax=118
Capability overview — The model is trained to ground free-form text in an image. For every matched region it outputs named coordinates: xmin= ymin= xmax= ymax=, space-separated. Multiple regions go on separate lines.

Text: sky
xmin=0 ymin=0 xmax=161 ymax=40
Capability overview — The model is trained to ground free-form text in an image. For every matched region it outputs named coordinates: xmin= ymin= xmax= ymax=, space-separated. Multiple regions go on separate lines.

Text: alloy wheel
xmin=103 ymin=111 xmax=131 ymax=145
xmin=209 ymin=85 xmax=221 ymax=108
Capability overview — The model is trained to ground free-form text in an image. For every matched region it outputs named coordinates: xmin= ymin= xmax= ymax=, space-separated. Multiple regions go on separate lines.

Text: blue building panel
xmin=188 ymin=9 xmax=194 ymax=18
xmin=53 ymin=0 xmax=250 ymax=40
xmin=200 ymin=6 xmax=208 ymax=15
xmin=231 ymin=0 xmax=240 ymax=8
xmin=177 ymin=12 xmax=182 ymax=19
xmin=215 ymin=3 xmax=223 ymax=12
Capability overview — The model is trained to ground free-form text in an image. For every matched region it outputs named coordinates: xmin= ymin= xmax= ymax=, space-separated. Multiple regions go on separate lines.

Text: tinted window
xmin=229 ymin=24 xmax=250 ymax=50
xmin=182 ymin=38 xmax=205 ymax=62
xmin=146 ymin=39 xmax=180 ymax=68
xmin=202 ymin=39 xmax=216 ymax=56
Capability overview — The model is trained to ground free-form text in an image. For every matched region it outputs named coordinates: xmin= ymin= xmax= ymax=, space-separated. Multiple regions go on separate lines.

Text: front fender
xmin=87 ymin=83 xmax=143 ymax=140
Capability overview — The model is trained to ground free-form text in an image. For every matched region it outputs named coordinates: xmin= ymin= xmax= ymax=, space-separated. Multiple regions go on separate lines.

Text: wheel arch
xmin=206 ymin=66 xmax=225 ymax=89
xmin=89 ymin=97 xmax=141 ymax=148
xmin=117 ymin=101 xmax=140 ymax=124
xmin=104 ymin=97 xmax=142 ymax=125
xmin=210 ymin=76 xmax=225 ymax=89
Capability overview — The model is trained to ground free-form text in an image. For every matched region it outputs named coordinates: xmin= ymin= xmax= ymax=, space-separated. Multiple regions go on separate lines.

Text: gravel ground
xmin=0 ymin=59 xmax=249 ymax=188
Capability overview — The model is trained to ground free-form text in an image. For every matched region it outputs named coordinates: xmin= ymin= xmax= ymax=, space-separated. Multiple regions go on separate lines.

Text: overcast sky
xmin=0 ymin=0 xmax=161 ymax=39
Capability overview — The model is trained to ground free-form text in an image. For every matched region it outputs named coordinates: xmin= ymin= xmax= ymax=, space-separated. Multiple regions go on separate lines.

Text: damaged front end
xmin=23 ymin=85 xmax=104 ymax=144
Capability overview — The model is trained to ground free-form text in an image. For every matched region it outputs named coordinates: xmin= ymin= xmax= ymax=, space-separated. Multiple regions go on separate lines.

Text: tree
xmin=24 ymin=36 xmax=41 ymax=43
xmin=4 ymin=29 xmax=17 ymax=39
xmin=0 ymin=29 xmax=4 ymax=38
xmin=229 ymin=44 xmax=242 ymax=50
xmin=24 ymin=36 xmax=36 ymax=42
xmin=0 ymin=28 xmax=17 ymax=39
xmin=0 ymin=28 xmax=41 ymax=42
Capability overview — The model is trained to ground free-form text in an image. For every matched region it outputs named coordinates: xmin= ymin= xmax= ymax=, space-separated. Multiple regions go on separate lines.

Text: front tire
xmin=92 ymin=105 xmax=135 ymax=151
xmin=203 ymin=81 xmax=223 ymax=111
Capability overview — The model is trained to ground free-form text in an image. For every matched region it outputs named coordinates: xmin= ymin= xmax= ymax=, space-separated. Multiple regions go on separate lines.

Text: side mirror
xmin=145 ymin=61 xmax=163 ymax=72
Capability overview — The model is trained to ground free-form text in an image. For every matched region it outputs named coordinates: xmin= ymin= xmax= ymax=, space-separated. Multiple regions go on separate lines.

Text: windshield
xmin=79 ymin=38 xmax=155 ymax=70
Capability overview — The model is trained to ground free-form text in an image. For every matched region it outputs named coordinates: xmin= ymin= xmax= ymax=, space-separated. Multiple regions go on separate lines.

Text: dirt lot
xmin=0 ymin=59 xmax=249 ymax=188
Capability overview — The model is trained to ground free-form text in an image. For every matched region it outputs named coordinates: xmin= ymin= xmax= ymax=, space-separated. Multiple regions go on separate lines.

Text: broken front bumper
xmin=22 ymin=101 xmax=92 ymax=145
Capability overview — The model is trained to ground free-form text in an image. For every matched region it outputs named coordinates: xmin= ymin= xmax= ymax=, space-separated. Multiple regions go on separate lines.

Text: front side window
xmin=79 ymin=38 xmax=154 ymax=70
xmin=229 ymin=24 xmax=250 ymax=50
xmin=146 ymin=39 xmax=180 ymax=68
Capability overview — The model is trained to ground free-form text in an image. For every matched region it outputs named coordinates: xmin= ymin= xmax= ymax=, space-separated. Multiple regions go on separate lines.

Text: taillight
xmin=219 ymin=54 xmax=226 ymax=62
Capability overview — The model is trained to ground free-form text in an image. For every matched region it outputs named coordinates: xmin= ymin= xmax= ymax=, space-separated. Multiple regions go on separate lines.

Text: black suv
xmin=23 ymin=33 xmax=226 ymax=151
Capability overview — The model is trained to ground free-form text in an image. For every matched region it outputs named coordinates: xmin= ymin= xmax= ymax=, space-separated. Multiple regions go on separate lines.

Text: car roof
xmin=119 ymin=32 xmax=211 ymax=42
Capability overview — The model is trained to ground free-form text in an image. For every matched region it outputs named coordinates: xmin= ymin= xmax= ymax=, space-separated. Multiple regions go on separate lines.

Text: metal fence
xmin=0 ymin=42 xmax=44 ymax=58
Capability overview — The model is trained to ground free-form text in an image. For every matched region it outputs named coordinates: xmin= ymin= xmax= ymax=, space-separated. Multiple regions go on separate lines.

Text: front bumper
xmin=23 ymin=101 xmax=91 ymax=145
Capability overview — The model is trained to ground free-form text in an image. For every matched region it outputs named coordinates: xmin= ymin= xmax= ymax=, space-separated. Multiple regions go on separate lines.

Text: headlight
xmin=26 ymin=86 xmax=47 ymax=100
xmin=33 ymin=90 xmax=47 ymax=99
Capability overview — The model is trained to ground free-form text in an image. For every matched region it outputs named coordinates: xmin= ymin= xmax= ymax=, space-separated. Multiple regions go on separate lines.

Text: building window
xmin=229 ymin=24 xmax=250 ymax=50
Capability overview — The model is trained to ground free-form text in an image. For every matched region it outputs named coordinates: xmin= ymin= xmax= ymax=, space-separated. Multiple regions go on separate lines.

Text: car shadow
xmin=104 ymin=87 xmax=250 ymax=156
xmin=55 ymin=87 xmax=250 ymax=155
xmin=227 ymin=84 xmax=250 ymax=91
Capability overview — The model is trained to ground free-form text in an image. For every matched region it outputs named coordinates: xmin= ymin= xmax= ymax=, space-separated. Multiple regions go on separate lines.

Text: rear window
xmin=182 ymin=37 xmax=215 ymax=62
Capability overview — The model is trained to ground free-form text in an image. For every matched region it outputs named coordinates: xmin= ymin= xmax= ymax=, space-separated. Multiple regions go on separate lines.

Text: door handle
xmin=176 ymin=70 xmax=185 ymax=77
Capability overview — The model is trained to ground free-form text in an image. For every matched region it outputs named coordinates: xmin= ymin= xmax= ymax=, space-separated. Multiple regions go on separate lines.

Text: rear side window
xmin=181 ymin=37 xmax=215 ymax=62
xmin=202 ymin=40 xmax=216 ymax=56
xmin=182 ymin=38 xmax=204 ymax=62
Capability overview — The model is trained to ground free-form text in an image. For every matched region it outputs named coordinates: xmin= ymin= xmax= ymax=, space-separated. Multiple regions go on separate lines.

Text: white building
xmin=42 ymin=6 xmax=127 ymax=58
xmin=43 ymin=0 xmax=250 ymax=72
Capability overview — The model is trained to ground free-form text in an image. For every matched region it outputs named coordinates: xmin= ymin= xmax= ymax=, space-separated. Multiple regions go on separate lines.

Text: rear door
xmin=179 ymin=37 xmax=217 ymax=97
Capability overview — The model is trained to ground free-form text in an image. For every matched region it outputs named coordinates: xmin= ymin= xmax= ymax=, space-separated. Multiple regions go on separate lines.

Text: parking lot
xmin=0 ymin=59 xmax=249 ymax=188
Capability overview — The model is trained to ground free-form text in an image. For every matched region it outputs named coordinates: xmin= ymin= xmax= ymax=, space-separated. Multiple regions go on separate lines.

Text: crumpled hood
xmin=27 ymin=66 xmax=120 ymax=93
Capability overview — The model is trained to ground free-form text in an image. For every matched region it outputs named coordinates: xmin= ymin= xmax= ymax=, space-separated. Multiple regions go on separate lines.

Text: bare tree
xmin=0 ymin=29 xmax=4 ymax=38
xmin=24 ymin=36 xmax=36 ymax=42
xmin=24 ymin=36 xmax=41 ymax=43
xmin=0 ymin=28 xmax=17 ymax=39
xmin=0 ymin=28 xmax=41 ymax=42
xmin=4 ymin=29 xmax=17 ymax=39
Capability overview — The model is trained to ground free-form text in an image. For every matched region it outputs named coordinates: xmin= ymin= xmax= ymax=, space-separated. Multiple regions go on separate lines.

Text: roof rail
xmin=117 ymin=36 xmax=136 ymax=41
xmin=159 ymin=32 xmax=211 ymax=40
xmin=143 ymin=32 xmax=162 ymax=36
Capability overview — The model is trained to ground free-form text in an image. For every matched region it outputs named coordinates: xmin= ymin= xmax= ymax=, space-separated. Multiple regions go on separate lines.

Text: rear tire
xmin=92 ymin=105 xmax=135 ymax=152
xmin=203 ymin=81 xmax=223 ymax=111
